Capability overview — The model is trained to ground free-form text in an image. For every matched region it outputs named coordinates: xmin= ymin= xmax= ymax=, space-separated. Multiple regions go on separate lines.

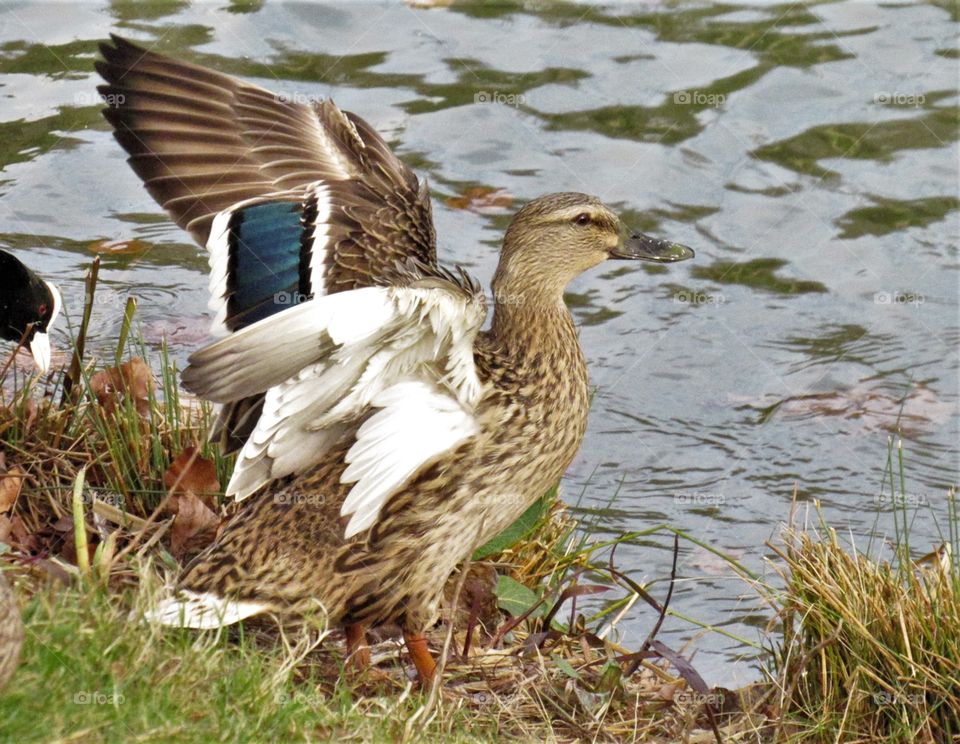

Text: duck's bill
xmin=28 ymin=331 xmax=51 ymax=374
xmin=612 ymin=234 xmax=694 ymax=262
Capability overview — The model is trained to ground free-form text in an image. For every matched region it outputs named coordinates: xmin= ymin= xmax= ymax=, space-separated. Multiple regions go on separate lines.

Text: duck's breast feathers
xmin=96 ymin=34 xmax=435 ymax=275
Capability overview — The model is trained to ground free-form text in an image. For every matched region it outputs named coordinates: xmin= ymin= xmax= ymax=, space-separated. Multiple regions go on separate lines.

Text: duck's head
xmin=0 ymin=249 xmax=62 ymax=373
xmin=493 ymin=192 xmax=693 ymax=303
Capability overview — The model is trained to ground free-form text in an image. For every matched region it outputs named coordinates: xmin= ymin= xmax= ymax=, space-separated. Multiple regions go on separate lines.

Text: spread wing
xmin=181 ymin=268 xmax=487 ymax=538
xmin=98 ymin=35 xmax=440 ymax=452
xmin=96 ymin=35 xmax=435 ymax=269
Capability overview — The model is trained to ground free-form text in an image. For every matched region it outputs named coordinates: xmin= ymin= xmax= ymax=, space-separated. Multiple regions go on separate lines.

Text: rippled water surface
xmin=1 ymin=1 xmax=957 ymax=685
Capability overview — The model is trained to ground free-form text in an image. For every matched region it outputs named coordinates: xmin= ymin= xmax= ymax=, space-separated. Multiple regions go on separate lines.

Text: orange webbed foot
xmin=345 ymin=623 xmax=371 ymax=670
xmin=403 ymin=631 xmax=437 ymax=686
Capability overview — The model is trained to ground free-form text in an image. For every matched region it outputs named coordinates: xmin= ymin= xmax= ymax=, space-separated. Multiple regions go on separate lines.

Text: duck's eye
xmin=38 ymin=303 xmax=47 ymax=317
xmin=574 ymin=213 xmax=592 ymax=226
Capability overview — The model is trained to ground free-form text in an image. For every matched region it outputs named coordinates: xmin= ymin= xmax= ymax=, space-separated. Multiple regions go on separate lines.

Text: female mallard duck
xmin=97 ymin=35 xmax=693 ymax=683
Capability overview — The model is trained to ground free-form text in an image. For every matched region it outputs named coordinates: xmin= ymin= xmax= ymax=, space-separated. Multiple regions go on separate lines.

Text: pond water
xmin=1 ymin=1 xmax=957 ymax=687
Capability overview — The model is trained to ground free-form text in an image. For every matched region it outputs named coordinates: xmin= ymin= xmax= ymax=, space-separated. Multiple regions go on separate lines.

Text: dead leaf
xmin=8 ymin=516 xmax=36 ymax=553
xmin=163 ymin=447 xmax=220 ymax=509
xmin=0 ymin=466 xmax=25 ymax=515
xmin=443 ymin=563 xmax=499 ymax=633
xmin=445 ymin=186 xmax=513 ymax=214
xmin=89 ymin=357 xmax=154 ymax=416
xmin=20 ymin=400 xmax=38 ymax=435
xmin=31 ymin=558 xmax=72 ymax=585
xmin=658 ymin=682 xmax=682 ymax=702
xmin=88 ymin=238 xmax=151 ymax=256
xmin=58 ymin=520 xmax=98 ymax=567
xmin=729 ymin=381 xmax=954 ymax=437
xmin=162 ymin=446 xmax=221 ymax=558
xmin=0 ymin=515 xmax=11 ymax=544
xmin=169 ymin=491 xmax=220 ymax=560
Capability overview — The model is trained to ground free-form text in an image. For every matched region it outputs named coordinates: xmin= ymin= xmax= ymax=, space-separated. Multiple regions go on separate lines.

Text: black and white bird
xmin=0 ymin=249 xmax=62 ymax=373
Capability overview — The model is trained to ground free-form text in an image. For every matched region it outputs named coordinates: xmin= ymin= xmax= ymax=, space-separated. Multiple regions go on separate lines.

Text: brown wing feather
xmin=98 ymin=35 xmax=440 ymax=456
xmin=96 ymin=34 xmax=436 ymax=274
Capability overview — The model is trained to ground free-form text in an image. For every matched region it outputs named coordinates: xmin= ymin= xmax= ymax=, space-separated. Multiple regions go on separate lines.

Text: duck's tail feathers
xmin=142 ymin=590 xmax=267 ymax=629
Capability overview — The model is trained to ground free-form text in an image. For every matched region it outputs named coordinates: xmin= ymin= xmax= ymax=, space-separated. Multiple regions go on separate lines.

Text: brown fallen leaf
xmin=0 ymin=466 xmax=25 ymax=515
xmin=7 ymin=516 xmax=36 ymax=554
xmin=0 ymin=516 xmax=11 ymax=545
xmin=20 ymin=399 xmax=38 ymax=436
xmin=658 ymin=682 xmax=683 ymax=702
xmin=163 ymin=447 xmax=220 ymax=510
xmin=729 ymin=381 xmax=954 ymax=437
xmin=445 ymin=186 xmax=513 ymax=214
xmin=89 ymin=357 xmax=154 ymax=416
xmin=30 ymin=558 xmax=72 ymax=585
xmin=53 ymin=516 xmax=99 ymax=568
xmin=442 ymin=563 xmax=499 ymax=634
xmin=169 ymin=491 xmax=220 ymax=560
xmin=87 ymin=238 xmax=151 ymax=256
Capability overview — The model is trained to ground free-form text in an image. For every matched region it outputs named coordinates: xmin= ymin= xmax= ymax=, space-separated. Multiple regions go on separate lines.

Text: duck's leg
xmin=402 ymin=631 xmax=437 ymax=685
xmin=345 ymin=623 xmax=371 ymax=669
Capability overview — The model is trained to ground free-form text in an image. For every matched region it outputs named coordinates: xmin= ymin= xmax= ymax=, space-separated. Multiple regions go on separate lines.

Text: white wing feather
xmin=339 ymin=379 xmax=479 ymax=538
xmin=182 ymin=286 xmax=395 ymax=404
xmin=142 ymin=590 xmax=267 ymax=629
xmin=185 ymin=282 xmax=488 ymax=527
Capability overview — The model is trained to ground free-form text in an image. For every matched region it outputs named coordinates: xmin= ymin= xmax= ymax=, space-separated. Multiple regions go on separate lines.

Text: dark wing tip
xmin=107 ymin=33 xmax=140 ymax=52
xmin=97 ymin=35 xmax=142 ymax=85
xmin=98 ymin=34 xmax=151 ymax=72
xmin=99 ymin=105 xmax=127 ymax=129
xmin=98 ymin=34 xmax=124 ymax=63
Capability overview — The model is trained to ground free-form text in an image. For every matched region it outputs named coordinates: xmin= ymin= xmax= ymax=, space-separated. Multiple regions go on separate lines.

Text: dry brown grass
xmin=767 ymin=500 xmax=959 ymax=743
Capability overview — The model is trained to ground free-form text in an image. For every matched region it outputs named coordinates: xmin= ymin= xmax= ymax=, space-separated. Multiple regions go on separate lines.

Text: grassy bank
xmin=768 ymin=493 xmax=959 ymax=742
xmin=0 ymin=286 xmax=750 ymax=742
xmin=0 ymin=276 xmax=957 ymax=742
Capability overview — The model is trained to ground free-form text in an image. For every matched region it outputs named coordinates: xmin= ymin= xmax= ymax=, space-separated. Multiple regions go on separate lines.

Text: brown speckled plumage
xmin=180 ymin=297 xmax=590 ymax=636
xmin=96 ymin=36 xmax=693 ymax=681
